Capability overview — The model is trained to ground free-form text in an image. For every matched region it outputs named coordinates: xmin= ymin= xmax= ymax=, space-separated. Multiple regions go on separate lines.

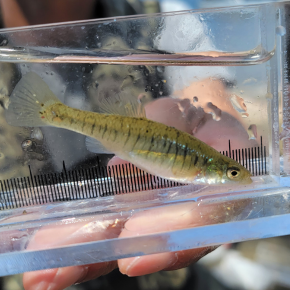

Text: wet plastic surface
xmin=0 ymin=2 xmax=289 ymax=276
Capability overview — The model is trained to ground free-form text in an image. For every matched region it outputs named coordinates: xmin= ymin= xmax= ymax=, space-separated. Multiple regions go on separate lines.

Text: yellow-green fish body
xmin=5 ymin=72 xmax=252 ymax=185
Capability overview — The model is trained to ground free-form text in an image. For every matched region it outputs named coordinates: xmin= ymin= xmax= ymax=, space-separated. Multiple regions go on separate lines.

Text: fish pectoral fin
xmin=95 ymin=91 xmax=146 ymax=118
xmin=85 ymin=137 xmax=113 ymax=154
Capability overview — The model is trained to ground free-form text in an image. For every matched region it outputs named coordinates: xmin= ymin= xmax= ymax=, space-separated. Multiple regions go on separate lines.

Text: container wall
xmin=0 ymin=2 xmax=288 ymax=276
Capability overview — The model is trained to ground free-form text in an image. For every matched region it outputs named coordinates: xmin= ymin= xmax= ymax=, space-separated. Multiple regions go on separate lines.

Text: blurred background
xmin=0 ymin=0 xmax=289 ymax=289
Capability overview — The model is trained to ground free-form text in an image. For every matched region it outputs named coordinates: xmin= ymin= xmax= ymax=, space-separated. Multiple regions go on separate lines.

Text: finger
xmin=175 ymin=78 xmax=240 ymax=120
xmin=144 ymin=93 xmax=257 ymax=151
xmin=118 ymin=247 xmax=215 ymax=277
xmin=23 ymin=262 xmax=117 ymax=290
xmin=144 ymin=97 xmax=193 ymax=134
xmin=118 ymin=202 xmax=207 ymax=276
xmin=194 ymin=111 xmax=258 ymax=151
xmin=118 ymin=197 xmax=248 ymax=276
xmin=23 ymin=217 xmax=124 ymax=290
xmin=108 ymin=157 xmax=212 ymax=275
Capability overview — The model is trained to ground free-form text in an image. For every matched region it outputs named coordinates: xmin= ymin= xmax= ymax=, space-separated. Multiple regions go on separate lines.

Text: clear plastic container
xmin=0 ymin=1 xmax=289 ymax=276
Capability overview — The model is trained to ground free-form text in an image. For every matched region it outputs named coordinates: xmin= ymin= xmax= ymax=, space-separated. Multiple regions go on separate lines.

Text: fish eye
xmin=227 ymin=167 xmax=240 ymax=179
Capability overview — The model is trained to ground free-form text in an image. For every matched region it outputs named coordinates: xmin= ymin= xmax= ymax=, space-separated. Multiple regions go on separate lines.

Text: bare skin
xmin=0 ymin=2 xmax=257 ymax=289
xmin=22 ymin=88 xmax=254 ymax=290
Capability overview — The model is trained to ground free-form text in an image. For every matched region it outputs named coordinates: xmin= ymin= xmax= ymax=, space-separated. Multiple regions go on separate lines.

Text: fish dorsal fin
xmin=96 ymin=92 xmax=146 ymax=118
xmin=85 ymin=136 xmax=113 ymax=154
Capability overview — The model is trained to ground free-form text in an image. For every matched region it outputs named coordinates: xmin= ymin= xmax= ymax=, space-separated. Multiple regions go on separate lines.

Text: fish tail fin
xmin=5 ymin=72 xmax=61 ymax=127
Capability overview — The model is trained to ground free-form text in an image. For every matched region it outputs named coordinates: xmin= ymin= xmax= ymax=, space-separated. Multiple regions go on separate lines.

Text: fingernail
xmin=34 ymin=281 xmax=50 ymax=290
xmin=124 ymin=253 xmax=178 ymax=277
xmin=125 ymin=256 xmax=141 ymax=276
xmin=124 ymin=203 xmax=195 ymax=233
xmin=73 ymin=266 xmax=89 ymax=285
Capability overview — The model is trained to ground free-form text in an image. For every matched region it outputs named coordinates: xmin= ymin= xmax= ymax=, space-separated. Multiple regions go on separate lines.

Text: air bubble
xmin=193 ymin=96 xmax=198 ymax=102
xmin=138 ymin=94 xmax=146 ymax=102
xmin=21 ymin=139 xmax=33 ymax=150
xmin=243 ymin=78 xmax=257 ymax=85
xmin=31 ymin=128 xmax=43 ymax=141
xmin=280 ymin=127 xmax=290 ymax=140
xmin=2 ymin=97 xmax=10 ymax=109
xmin=199 ymin=15 xmax=205 ymax=21
xmin=230 ymin=95 xmax=247 ymax=113
xmin=157 ymin=66 xmax=165 ymax=73
xmin=0 ymin=39 xmax=8 ymax=46
xmin=276 ymin=26 xmax=286 ymax=36
xmin=205 ymin=102 xmax=221 ymax=121
xmin=247 ymin=124 xmax=257 ymax=140
xmin=265 ymin=92 xmax=273 ymax=99
xmin=177 ymin=103 xmax=186 ymax=117
xmin=273 ymin=122 xmax=279 ymax=132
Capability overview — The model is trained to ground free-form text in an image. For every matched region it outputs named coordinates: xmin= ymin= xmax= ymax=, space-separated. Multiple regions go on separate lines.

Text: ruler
xmin=0 ymin=137 xmax=267 ymax=211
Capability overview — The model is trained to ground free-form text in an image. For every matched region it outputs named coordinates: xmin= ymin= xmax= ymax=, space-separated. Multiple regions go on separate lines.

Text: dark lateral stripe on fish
xmin=72 ymin=110 xmax=80 ymax=126
xmin=5 ymin=72 xmax=253 ymax=185
xmin=148 ymin=135 xmax=155 ymax=153
xmin=132 ymin=132 xmax=141 ymax=150
xmin=166 ymin=140 xmax=172 ymax=156
xmin=193 ymin=154 xmax=198 ymax=166
xmin=172 ymin=143 xmax=179 ymax=169
xmin=91 ymin=120 xmax=96 ymax=135
xmin=173 ymin=131 xmax=181 ymax=159
xmin=81 ymin=119 xmax=86 ymax=132
xmin=102 ymin=124 xmax=108 ymax=139
xmin=111 ymin=129 xmax=117 ymax=142
xmin=124 ymin=127 xmax=131 ymax=147
xmin=181 ymin=145 xmax=188 ymax=172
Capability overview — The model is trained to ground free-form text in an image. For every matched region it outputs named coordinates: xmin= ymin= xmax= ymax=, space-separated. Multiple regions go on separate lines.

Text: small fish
xmin=5 ymin=73 xmax=252 ymax=185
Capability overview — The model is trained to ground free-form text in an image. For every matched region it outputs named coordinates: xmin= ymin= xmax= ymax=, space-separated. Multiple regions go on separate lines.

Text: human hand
xmin=23 ymin=79 xmax=253 ymax=290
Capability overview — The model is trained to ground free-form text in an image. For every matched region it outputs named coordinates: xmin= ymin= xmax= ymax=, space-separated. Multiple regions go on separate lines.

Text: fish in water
xmin=5 ymin=72 xmax=252 ymax=185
